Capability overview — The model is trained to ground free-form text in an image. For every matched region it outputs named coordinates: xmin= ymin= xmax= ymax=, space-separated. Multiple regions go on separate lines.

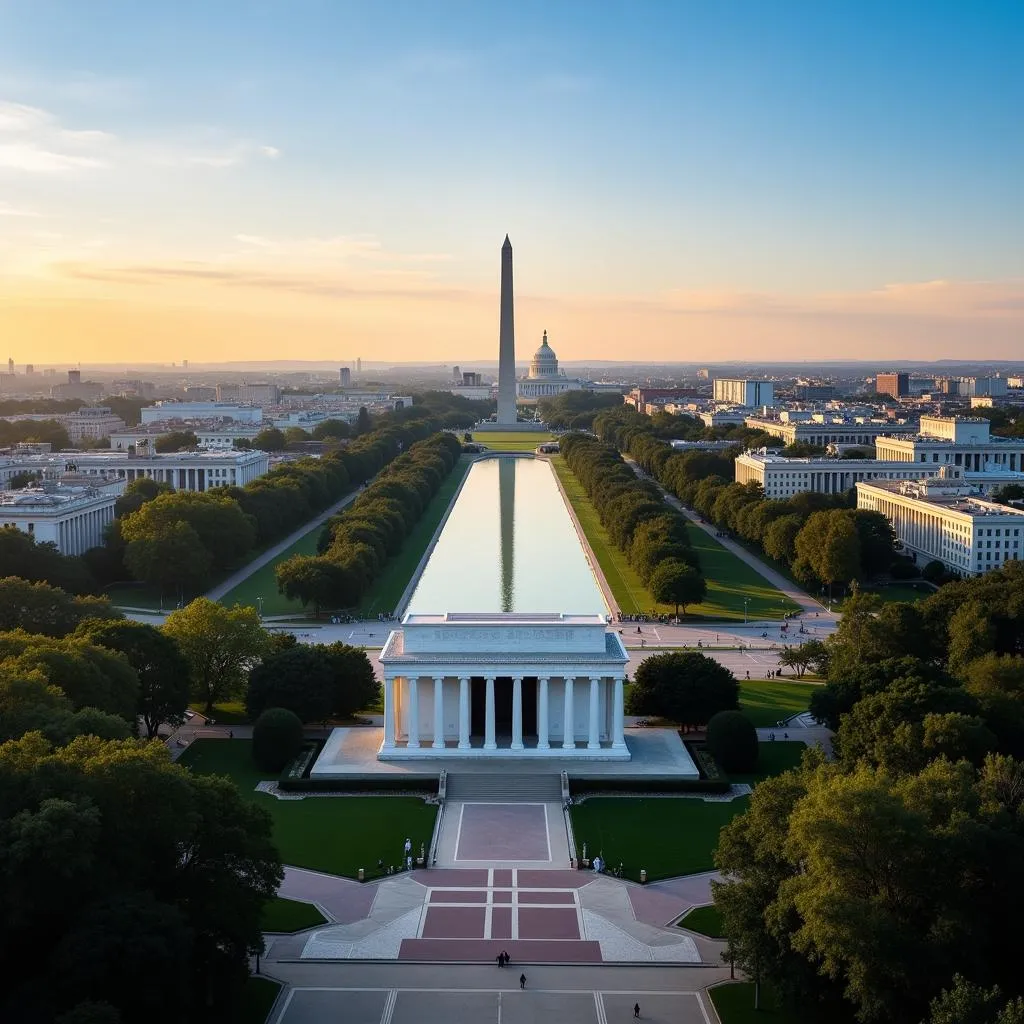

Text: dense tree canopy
xmin=626 ymin=651 xmax=739 ymax=729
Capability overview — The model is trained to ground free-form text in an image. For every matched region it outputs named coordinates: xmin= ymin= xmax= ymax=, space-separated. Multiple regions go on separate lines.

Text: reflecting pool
xmin=406 ymin=456 xmax=607 ymax=615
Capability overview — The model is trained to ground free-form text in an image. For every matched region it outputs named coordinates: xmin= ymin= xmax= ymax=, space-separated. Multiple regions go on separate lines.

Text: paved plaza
xmin=266 ymin=963 xmax=729 ymax=1024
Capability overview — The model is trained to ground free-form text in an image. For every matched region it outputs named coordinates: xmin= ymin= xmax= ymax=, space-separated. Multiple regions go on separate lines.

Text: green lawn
xmin=468 ymin=430 xmax=553 ymax=451
xmin=237 ymin=977 xmax=282 ymax=1024
xmin=178 ymin=740 xmax=437 ymax=878
xmin=551 ymin=457 xmax=795 ymax=621
xmin=679 ymin=904 xmax=724 ymax=938
xmin=571 ymin=797 xmax=747 ymax=881
xmin=262 ymin=896 xmax=327 ymax=932
xmin=218 ymin=520 xmax=325 ymax=616
xmin=356 ymin=456 xmax=471 ymax=617
xmin=187 ymin=701 xmax=251 ymax=724
xmin=739 ymin=680 xmax=817 ymax=727
xmin=835 ymin=581 xmax=935 ymax=608
xmin=710 ymin=982 xmax=801 ymax=1024
xmin=683 ymin=523 xmax=801 ymax=621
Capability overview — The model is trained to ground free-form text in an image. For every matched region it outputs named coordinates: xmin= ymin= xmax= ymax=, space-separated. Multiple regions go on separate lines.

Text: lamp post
xmin=743 ymin=598 xmax=749 ymax=625
xmin=256 ymin=596 xmax=263 ymax=619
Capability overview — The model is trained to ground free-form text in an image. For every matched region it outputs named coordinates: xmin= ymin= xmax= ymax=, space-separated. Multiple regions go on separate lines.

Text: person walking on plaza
xmin=634 ymin=1003 xmax=641 ymax=1018
xmin=520 ymin=973 xmax=526 ymax=989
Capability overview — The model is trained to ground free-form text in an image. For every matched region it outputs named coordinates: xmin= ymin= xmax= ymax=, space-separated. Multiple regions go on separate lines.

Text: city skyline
xmin=0 ymin=1 xmax=1022 ymax=363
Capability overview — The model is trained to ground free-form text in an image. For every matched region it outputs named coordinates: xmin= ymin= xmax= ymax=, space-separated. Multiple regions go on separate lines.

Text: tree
xmin=246 ymin=645 xmax=335 ymax=723
xmin=626 ymin=652 xmax=739 ymax=730
xmin=0 ymin=577 xmax=117 ymax=636
xmin=964 ymin=652 xmax=1024 ymax=755
xmin=275 ymin=554 xmax=360 ymax=616
xmin=122 ymin=519 xmax=213 ymax=595
xmin=354 ymin=407 xmax=373 ymax=435
xmin=322 ymin=641 xmax=380 ymax=717
xmin=311 ymin=418 xmax=351 ymax=440
xmin=251 ymin=427 xmax=286 ymax=451
xmin=114 ymin=477 xmax=173 ymax=518
xmin=778 ymin=640 xmax=827 ymax=679
xmin=649 ymin=560 xmax=706 ymax=616
xmin=252 ymin=707 xmax=304 ymax=771
xmin=706 ymin=710 xmax=759 ymax=772
xmin=763 ymin=514 xmax=804 ymax=564
xmin=922 ymin=559 xmax=948 ymax=584
xmin=74 ymin=619 xmax=190 ymax=738
xmin=154 ymin=430 xmax=198 ymax=452
xmin=163 ymin=599 xmax=270 ymax=714
xmin=794 ymin=510 xmax=862 ymax=590
xmin=0 ymin=734 xmax=282 ymax=1022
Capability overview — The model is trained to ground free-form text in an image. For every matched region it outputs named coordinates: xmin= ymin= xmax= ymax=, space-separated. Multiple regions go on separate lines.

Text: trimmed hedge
xmin=569 ymin=777 xmax=731 ymax=796
xmin=277 ymin=776 xmax=439 ymax=795
xmin=252 ymin=707 xmax=304 ymax=772
xmin=706 ymin=710 xmax=759 ymax=772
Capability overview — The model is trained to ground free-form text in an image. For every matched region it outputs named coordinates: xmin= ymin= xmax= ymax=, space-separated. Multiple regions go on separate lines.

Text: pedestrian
xmin=496 ymin=953 xmax=503 ymax=968
xmin=520 ymin=973 xmax=526 ymax=990
xmin=229 ymin=729 xmax=234 ymax=738
xmin=784 ymin=732 xmax=789 ymax=739
xmin=745 ymin=670 xmax=750 ymax=680
xmin=502 ymin=949 xmax=510 ymax=965
xmin=634 ymin=1003 xmax=641 ymax=1018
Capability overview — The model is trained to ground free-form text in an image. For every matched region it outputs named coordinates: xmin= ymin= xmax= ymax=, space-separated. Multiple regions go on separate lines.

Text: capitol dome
xmin=528 ymin=330 xmax=560 ymax=379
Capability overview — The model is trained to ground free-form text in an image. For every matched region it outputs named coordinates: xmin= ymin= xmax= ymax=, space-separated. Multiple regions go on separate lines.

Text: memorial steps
xmin=444 ymin=772 xmax=562 ymax=803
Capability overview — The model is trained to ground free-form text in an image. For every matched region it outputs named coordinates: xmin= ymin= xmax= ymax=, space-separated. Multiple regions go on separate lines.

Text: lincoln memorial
xmin=378 ymin=612 xmax=630 ymax=760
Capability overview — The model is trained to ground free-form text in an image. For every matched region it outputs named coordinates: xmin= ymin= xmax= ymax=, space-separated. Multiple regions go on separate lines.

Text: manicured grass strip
xmin=710 ymin=982 xmax=801 ymax=1023
xmin=178 ymin=740 xmax=437 ymax=879
xmin=679 ymin=904 xmax=724 ymax=938
xmin=570 ymin=797 xmax=748 ymax=881
xmin=551 ymin=456 xmax=652 ymax=615
xmin=262 ymin=896 xmax=327 ymax=932
xmin=357 ymin=456 xmax=471 ymax=617
xmin=237 ymin=977 xmax=282 ymax=1024
xmin=467 ymin=430 xmax=553 ymax=451
xmin=738 ymin=680 xmax=817 ymax=727
xmin=187 ymin=701 xmax=251 ymax=724
xmin=219 ymin=522 xmax=325 ymax=616
xmin=683 ymin=523 xmax=800 ymax=621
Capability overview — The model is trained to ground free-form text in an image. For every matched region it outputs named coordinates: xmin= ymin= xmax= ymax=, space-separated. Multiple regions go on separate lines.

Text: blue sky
xmin=0 ymin=0 xmax=1021 ymax=363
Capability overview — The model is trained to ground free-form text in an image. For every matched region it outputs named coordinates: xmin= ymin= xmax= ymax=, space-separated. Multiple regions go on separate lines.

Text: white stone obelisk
xmin=496 ymin=234 xmax=517 ymax=425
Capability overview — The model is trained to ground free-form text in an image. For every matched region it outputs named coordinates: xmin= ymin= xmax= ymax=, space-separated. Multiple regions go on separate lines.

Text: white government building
xmin=0 ymin=480 xmax=123 ymax=555
xmin=713 ymin=378 xmax=775 ymax=407
xmin=857 ymin=471 xmax=1024 ymax=576
xmin=374 ymin=613 xmax=630 ymax=760
xmin=745 ymin=415 xmax=919 ymax=447
xmin=874 ymin=416 xmax=1024 ymax=471
xmin=735 ymin=449 xmax=1024 ymax=499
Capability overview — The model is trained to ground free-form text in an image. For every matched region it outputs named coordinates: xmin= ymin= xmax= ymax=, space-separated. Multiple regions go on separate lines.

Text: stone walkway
xmin=433 ymin=801 xmax=573 ymax=869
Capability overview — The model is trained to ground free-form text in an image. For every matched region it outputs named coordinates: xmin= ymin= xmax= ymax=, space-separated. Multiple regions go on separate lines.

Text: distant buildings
xmin=623 ymin=387 xmax=699 ymax=411
xmin=876 ymin=372 xmax=909 ymax=399
xmin=744 ymin=415 xmax=918 ymax=448
xmin=874 ymin=416 xmax=1024 ymax=471
xmin=50 ymin=370 xmax=103 ymax=402
xmin=62 ymin=407 xmax=126 ymax=443
xmin=713 ymin=378 xmax=775 ymax=407
xmin=339 ymin=367 xmax=351 ymax=387
xmin=140 ymin=402 xmax=264 ymax=426
xmin=516 ymin=331 xmax=584 ymax=401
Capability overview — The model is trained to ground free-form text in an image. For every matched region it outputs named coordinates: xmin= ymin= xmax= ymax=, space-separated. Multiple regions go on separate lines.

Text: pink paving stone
xmin=628 ymin=886 xmax=690 ymax=926
xmin=421 ymin=906 xmax=486 ymax=939
xmin=415 ymin=868 xmax=489 ymax=888
xmin=491 ymin=906 xmax=512 ymax=939
xmin=517 ymin=907 xmax=580 ymax=940
xmin=493 ymin=869 xmax=514 ymax=886
xmin=456 ymin=805 xmax=550 ymax=861
xmin=399 ymin=938 xmax=602 ymax=963
xmin=518 ymin=890 xmax=576 ymax=905
xmin=493 ymin=890 xmax=513 ymax=904
xmin=517 ymin=869 xmax=588 ymax=888
xmin=427 ymin=889 xmax=488 ymax=904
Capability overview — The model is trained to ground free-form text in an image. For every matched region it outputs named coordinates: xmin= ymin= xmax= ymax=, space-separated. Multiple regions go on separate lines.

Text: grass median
xmin=178 ymin=739 xmax=437 ymax=879
xmin=551 ymin=457 xmax=794 ymax=621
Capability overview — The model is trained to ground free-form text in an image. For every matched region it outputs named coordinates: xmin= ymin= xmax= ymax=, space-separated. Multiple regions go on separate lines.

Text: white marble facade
xmin=378 ymin=613 xmax=630 ymax=760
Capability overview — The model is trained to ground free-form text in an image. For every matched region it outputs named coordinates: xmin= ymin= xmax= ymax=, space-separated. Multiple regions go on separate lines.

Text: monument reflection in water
xmin=406 ymin=456 xmax=606 ymax=616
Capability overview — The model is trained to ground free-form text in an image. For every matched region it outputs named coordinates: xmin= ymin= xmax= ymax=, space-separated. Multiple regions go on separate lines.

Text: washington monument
xmin=496 ymin=234 xmax=517 ymax=424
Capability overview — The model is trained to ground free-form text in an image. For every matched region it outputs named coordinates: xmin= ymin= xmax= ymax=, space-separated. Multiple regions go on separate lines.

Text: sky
xmin=0 ymin=0 xmax=1022 ymax=366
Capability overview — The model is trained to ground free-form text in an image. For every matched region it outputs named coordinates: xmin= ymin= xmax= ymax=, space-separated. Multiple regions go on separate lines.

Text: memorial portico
xmin=378 ymin=613 xmax=630 ymax=760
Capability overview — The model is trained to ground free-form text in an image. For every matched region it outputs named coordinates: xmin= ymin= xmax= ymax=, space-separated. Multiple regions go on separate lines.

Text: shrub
xmin=252 ymin=707 xmax=304 ymax=772
xmin=706 ymin=710 xmax=759 ymax=772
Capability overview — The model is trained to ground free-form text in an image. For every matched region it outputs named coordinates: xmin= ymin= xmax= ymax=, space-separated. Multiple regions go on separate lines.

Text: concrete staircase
xmin=445 ymin=772 xmax=562 ymax=803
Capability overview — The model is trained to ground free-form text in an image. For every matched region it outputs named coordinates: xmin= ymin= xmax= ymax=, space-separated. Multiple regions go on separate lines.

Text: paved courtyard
xmin=267 ymin=963 xmax=728 ymax=1024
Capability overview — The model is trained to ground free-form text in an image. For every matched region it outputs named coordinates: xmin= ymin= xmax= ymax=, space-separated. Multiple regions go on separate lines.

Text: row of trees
xmin=591 ymin=407 xmax=899 ymax=592
xmin=560 ymin=433 xmax=708 ymax=615
xmin=275 ymin=431 xmax=463 ymax=615
xmin=714 ymin=563 xmax=1024 ymax=1023
xmin=108 ymin=417 xmax=455 ymax=596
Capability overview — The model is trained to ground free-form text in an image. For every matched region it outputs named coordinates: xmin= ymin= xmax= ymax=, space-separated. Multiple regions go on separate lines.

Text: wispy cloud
xmin=0 ymin=200 xmax=40 ymax=217
xmin=0 ymin=99 xmax=113 ymax=174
